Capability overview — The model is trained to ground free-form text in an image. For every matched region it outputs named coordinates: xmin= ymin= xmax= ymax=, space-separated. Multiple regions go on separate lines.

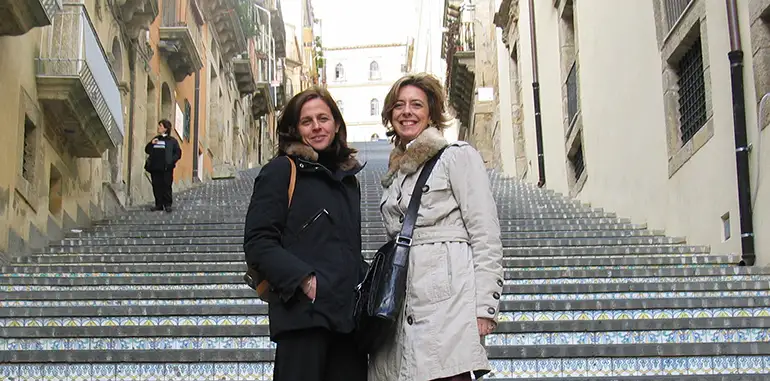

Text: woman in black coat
xmin=144 ymin=119 xmax=182 ymax=212
xmin=243 ymin=87 xmax=368 ymax=381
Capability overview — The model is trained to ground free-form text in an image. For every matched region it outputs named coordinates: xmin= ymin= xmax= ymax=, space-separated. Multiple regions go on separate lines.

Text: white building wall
xmin=499 ymin=0 xmax=768 ymax=263
xmin=325 ymin=44 xmax=406 ymax=142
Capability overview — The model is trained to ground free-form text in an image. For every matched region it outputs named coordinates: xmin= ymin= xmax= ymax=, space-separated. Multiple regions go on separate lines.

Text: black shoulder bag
xmin=353 ymin=147 xmax=446 ymax=354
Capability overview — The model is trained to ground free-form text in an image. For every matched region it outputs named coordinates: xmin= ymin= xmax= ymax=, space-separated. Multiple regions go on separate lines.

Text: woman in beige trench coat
xmin=368 ymin=73 xmax=504 ymax=381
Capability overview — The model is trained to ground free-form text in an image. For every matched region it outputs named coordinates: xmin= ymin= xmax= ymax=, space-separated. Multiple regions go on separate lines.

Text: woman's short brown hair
xmin=276 ymin=86 xmax=356 ymax=161
xmin=381 ymin=73 xmax=452 ymax=144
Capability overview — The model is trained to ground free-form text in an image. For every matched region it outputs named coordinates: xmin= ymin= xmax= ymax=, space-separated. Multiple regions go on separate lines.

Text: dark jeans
xmin=150 ymin=170 xmax=173 ymax=207
xmin=273 ymin=328 xmax=367 ymax=381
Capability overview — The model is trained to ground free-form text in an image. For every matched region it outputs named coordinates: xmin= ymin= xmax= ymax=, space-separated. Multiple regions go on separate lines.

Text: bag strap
xmin=393 ymin=147 xmax=447 ymax=266
xmin=287 ymin=156 xmax=297 ymax=207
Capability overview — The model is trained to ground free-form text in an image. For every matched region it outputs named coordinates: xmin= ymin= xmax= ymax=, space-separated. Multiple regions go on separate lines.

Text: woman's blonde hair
xmin=381 ymin=73 xmax=452 ymax=145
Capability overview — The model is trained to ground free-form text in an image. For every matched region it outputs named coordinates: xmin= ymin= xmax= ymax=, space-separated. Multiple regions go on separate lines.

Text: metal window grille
xmin=183 ymin=100 xmax=191 ymax=141
xmin=676 ymin=37 xmax=706 ymax=145
xmin=570 ymin=144 xmax=585 ymax=181
xmin=22 ymin=117 xmax=36 ymax=181
xmin=566 ymin=61 xmax=579 ymax=125
xmin=665 ymin=0 xmax=692 ymax=30
xmin=370 ymin=99 xmax=379 ymax=116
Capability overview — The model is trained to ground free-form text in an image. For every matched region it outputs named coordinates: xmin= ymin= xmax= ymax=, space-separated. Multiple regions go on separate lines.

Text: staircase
xmin=1 ymin=140 xmax=769 ymax=380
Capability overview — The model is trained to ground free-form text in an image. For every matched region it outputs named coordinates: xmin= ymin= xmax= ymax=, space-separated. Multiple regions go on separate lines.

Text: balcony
xmin=116 ymin=0 xmax=158 ymax=38
xmin=0 ymin=0 xmax=61 ymax=36
xmin=35 ymin=3 xmax=124 ymax=157
xmin=251 ymin=82 xmax=274 ymax=119
xmin=233 ymin=52 xmax=256 ymax=96
xmin=445 ymin=18 xmax=475 ymax=130
xmin=201 ymin=0 xmax=247 ymax=59
xmin=159 ymin=3 xmax=203 ymax=82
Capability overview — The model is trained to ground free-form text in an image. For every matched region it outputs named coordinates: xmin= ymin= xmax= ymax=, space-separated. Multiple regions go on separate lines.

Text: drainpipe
xmin=192 ymin=69 xmax=201 ymax=182
xmin=726 ymin=0 xmax=755 ymax=266
xmin=528 ymin=0 xmax=546 ymax=188
xmin=126 ymin=43 xmax=137 ymax=204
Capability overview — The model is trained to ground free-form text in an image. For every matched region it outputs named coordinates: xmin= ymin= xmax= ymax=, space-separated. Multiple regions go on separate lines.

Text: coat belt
xmin=406 ymin=226 xmax=470 ymax=246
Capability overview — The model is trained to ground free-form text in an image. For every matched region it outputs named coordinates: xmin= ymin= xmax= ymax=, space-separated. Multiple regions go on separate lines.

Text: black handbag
xmin=353 ymin=147 xmax=446 ymax=354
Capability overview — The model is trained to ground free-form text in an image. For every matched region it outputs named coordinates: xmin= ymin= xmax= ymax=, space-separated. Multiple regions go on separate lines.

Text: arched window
xmin=370 ymin=98 xmax=379 ymax=116
xmin=335 ymin=63 xmax=345 ymax=80
xmin=336 ymin=100 xmax=344 ymax=114
xmin=369 ymin=61 xmax=380 ymax=80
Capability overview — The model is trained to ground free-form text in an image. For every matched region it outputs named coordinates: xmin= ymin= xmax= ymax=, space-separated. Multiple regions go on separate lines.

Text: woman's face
xmin=391 ymin=85 xmax=430 ymax=144
xmin=157 ymin=123 xmax=167 ymax=135
xmin=298 ymin=98 xmax=338 ymax=151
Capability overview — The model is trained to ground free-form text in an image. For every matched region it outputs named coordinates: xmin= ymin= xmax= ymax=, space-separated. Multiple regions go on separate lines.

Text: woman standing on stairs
xmin=243 ymin=87 xmax=368 ymax=381
xmin=144 ymin=119 xmax=182 ymax=212
xmin=369 ymin=73 xmax=504 ymax=381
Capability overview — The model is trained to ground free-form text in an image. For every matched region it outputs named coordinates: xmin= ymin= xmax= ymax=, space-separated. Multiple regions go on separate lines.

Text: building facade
xmin=0 ymin=0 xmax=287 ymax=260
xmin=444 ymin=0 xmax=770 ymax=265
xmin=325 ymin=43 xmax=407 ymax=142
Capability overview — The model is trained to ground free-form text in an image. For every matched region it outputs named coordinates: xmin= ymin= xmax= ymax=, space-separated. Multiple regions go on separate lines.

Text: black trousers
xmin=273 ymin=328 xmax=368 ymax=381
xmin=150 ymin=170 xmax=173 ymax=207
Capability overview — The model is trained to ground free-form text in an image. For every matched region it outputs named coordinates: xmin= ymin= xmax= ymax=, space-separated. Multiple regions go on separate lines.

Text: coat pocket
xmin=412 ymin=243 xmax=452 ymax=305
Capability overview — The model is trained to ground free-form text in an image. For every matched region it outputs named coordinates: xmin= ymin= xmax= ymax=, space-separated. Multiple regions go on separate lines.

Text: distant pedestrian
xmin=144 ymin=119 xmax=181 ymax=212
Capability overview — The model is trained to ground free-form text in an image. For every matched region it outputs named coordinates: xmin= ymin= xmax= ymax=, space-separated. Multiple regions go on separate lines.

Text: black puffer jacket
xmin=144 ymin=134 xmax=182 ymax=172
xmin=243 ymin=142 xmax=367 ymax=340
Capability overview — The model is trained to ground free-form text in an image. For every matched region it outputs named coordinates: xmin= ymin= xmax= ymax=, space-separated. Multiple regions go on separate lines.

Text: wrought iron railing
xmin=566 ymin=61 xmax=579 ymax=125
xmin=665 ymin=0 xmax=692 ymax=31
xmin=41 ymin=0 xmax=63 ymax=23
xmin=160 ymin=2 xmax=202 ymax=54
xmin=36 ymin=3 xmax=124 ymax=146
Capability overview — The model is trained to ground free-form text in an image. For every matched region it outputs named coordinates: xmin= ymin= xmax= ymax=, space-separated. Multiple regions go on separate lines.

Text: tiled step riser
xmin=6 ymin=273 xmax=769 ymax=289
xmin=65 ymin=229 xmax=665 ymax=240
xmin=81 ymin=220 xmax=646 ymax=230
xmin=3 ymin=327 xmax=770 ymax=351
xmin=28 ymin=245 xmax=710 ymax=260
xmin=3 ymin=255 xmax=732 ymax=274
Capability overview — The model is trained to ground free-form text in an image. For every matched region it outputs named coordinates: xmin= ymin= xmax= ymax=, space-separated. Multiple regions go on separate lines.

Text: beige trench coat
xmin=369 ymin=137 xmax=504 ymax=381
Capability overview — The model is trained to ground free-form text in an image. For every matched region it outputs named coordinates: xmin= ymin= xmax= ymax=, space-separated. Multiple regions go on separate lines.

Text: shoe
xmin=164 ymin=206 xmax=173 ymax=213
xmin=150 ymin=206 xmax=163 ymax=211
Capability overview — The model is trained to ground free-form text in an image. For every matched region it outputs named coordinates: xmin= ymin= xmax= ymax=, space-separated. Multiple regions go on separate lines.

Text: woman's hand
xmin=477 ymin=317 xmax=496 ymax=336
xmin=301 ymin=275 xmax=317 ymax=301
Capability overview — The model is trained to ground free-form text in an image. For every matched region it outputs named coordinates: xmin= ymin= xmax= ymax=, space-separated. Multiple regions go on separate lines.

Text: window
xmin=664 ymin=0 xmax=692 ymax=32
xmin=337 ymin=100 xmax=344 ymax=114
xmin=369 ymin=61 xmax=380 ymax=80
xmin=22 ymin=116 xmax=37 ymax=182
xmin=183 ymin=100 xmax=191 ymax=141
xmin=335 ymin=63 xmax=345 ymax=80
xmin=370 ymin=99 xmax=379 ymax=116
xmin=676 ymin=37 xmax=706 ymax=145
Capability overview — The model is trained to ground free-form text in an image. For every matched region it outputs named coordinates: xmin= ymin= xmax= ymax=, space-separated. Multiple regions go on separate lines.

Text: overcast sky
xmin=311 ymin=0 xmax=417 ymax=47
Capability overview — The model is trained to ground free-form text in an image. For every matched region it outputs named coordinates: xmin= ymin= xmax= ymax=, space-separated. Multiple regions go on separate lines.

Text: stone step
xmin=65 ymin=228 xmax=663 ymax=240
xmin=51 ymin=235 xmax=685 ymax=248
xmin=81 ymin=222 xmax=647 ymax=233
xmin=21 ymin=245 xmax=711 ymax=264
xmin=502 ymin=254 xmax=736 ymax=268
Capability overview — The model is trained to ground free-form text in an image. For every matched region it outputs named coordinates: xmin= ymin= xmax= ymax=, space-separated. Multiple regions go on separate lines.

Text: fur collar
xmin=381 ymin=127 xmax=448 ymax=187
xmin=284 ymin=142 xmax=360 ymax=172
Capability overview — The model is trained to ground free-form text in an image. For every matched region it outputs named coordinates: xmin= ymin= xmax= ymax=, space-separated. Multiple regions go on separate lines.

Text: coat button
xmin=421 ymin=185 xmax=429 ymax=192
xmin=497 ymin=279 xmax=503 ymax=287
xmin=487 ymin=307 xmax=496 ymax=315
xmin=407 ymin=316 xmax=414 ymax=325
xmin=493 ymin=292 xmax=500 ymax=300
